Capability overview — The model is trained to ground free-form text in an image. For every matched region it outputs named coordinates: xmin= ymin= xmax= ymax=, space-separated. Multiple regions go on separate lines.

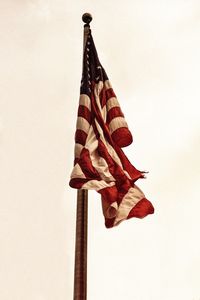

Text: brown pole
xmin=73 ymin=190 xmax=88 ymax=300
xmin=73 ymin=13 xmax=92 ymax=300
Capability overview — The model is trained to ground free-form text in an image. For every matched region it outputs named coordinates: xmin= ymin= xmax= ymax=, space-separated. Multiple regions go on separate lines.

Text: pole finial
xmin=82 ymin=13 xmax=92 ymax=25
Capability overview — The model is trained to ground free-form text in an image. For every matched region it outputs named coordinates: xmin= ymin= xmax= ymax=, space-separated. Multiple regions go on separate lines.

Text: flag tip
xmin=82 ymin=13 xmax=93 ymax=24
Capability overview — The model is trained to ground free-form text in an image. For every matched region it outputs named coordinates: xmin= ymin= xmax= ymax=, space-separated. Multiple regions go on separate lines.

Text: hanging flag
xmin=69 ymin=27 xmax=154 ymax=228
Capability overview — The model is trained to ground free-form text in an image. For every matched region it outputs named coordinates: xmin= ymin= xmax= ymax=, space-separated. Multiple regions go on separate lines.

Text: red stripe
xmin=69 ymin=177 xmax=102 ymax=189
xmin=127 ymin=198 xmax=154 ymax=219
xmin=69 ymin=178 xmax=88 ymax=189
xmin=74 ymin=157 xmax=79 ymax=165
xmin=78 ymin=105 xmax=92 ymax=124
xmin=78 ymin=148 xmax=101 ymax=179
xmin=99 ymin=88 xmax=107 ymax=108
xmin=75 ymin=129 xmax=87 ymax=146
xmin=105 ymin=87 xmax=116 ymax=100
xmin=92 ymin=84 xmax=116 ymax=109
xmin=106 ymin=107 xmax=124 ymax=124
xmin=105 ymin=217 xmax=115 ymax=228
xmin=98 ymin=185 xmax=118 ymax=205
xmin=116 ymin=180 xmax=132 ymax=205
xmin=111 ymin=127 xmax=133 ymax=148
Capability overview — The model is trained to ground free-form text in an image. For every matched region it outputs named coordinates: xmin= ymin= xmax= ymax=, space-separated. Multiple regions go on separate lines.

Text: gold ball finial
xmin=82 ymin=13 xmax=93 ymax=24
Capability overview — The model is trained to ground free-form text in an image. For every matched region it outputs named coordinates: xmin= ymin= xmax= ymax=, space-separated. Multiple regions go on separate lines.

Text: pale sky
xmin=0 ymin=1 xmax=200 ymax=300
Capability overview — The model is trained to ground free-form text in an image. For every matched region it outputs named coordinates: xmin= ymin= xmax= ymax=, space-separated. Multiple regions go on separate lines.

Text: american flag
xmin=69 ymin=27 xmax=154 ymax=228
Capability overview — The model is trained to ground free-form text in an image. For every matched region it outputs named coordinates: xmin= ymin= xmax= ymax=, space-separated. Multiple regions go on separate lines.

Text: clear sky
xmin=0 ymin=1 xmax=200 ymax=300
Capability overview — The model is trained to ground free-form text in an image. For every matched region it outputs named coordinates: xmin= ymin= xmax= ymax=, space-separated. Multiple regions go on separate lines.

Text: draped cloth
xmin=69 ymin=28 xmax=154 ymax=228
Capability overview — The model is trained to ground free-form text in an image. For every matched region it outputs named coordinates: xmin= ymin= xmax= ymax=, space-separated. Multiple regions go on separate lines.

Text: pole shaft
xmin=73 ymin=190 xmax=88 ymax=300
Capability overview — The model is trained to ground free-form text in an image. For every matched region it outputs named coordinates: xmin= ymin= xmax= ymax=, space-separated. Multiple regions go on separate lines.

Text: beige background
xmin=0 ymin=1 xmax=200 ymax=299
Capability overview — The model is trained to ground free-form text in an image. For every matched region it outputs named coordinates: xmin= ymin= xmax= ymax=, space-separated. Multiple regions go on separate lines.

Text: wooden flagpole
xmin=73 ymin=13 xmax=92 ymax=300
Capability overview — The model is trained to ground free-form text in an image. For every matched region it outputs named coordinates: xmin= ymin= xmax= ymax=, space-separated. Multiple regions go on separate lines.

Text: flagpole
xmin=73 ymin=13 xmax=92 ymax=300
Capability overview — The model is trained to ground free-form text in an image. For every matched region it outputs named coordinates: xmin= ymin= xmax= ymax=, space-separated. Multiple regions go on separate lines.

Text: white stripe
xmin=104 ymin=80 xmax=112 ymax=90
xmin=93 ymin=157 xmax=115 ymax=182
xmin=94 ymin=81 xmax=106 ymax=120
xmin=114 ymin=185 xmax=145 ymax=226
xmin=74 ymin=143 xmax=83 ymax=158
xmin=94 ymin=81 xmax=103 ymax=97
xmin=76 ymin=116 xmax=90 ymax=133
xmin=85 ymin=125 xmax=98 ymax=153
xmin=70 ymin=163 xmax=86 ymax=179
xmin=82 ymin=180 xmax=115 ymax=190
xmin=101 ymin=105 xmax=107 ymax=122
xmin=109 ymin=117 xmax=128 ymax=135
xmin=79 ymin=94 xmax=91 ymax=111
xmin=106 ymin=97 xmax=120 ymax=111
xmin=85 ymin=122 xmax=115 ymax=182
xmin=123 ymin=170 xmax=132 ymax=180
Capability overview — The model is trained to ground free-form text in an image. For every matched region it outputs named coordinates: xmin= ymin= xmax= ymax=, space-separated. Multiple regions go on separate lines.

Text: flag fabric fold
xmin=69 ymin=28 xmax=154 ymax=228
